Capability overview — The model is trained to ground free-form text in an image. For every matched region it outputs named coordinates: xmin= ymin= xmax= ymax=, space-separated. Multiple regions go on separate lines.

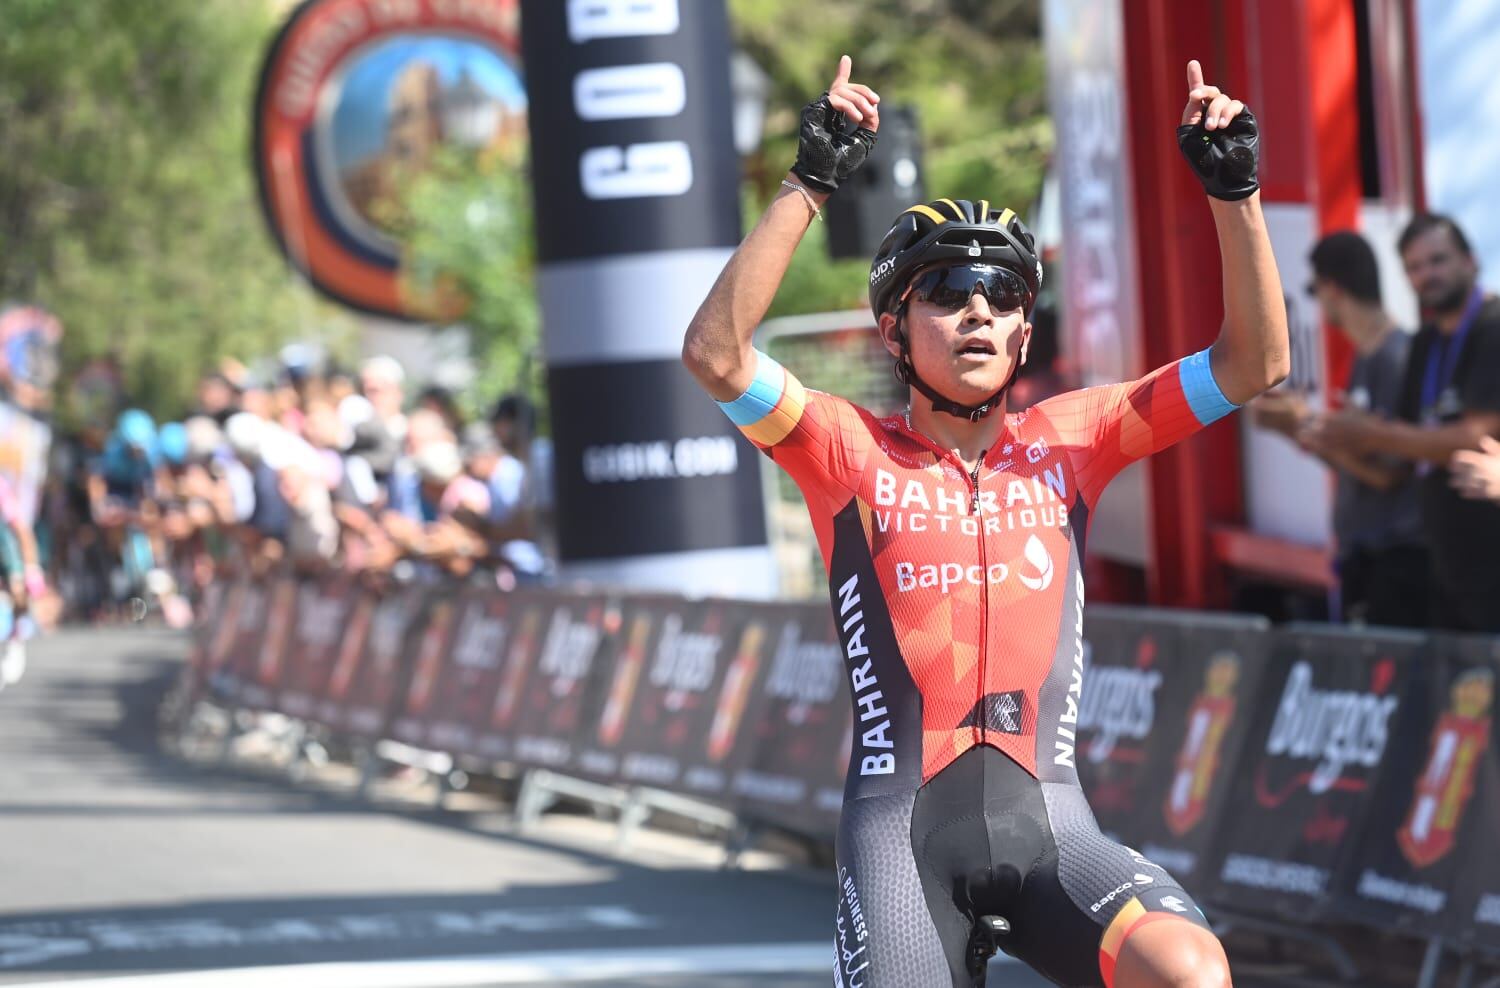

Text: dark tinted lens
xmin=910 ymin=265 xmax=1026 ymax=312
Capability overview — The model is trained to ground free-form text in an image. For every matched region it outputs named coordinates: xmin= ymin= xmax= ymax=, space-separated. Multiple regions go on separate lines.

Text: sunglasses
xmin=899 ymin=264 xmax=1029 ymax=314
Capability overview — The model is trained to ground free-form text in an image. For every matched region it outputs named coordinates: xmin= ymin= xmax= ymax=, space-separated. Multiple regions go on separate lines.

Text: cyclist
xmin=0 ymin=470 xmax=44 ymax=687
xmin=88 ymin=408 xmax=162 ymax=610
xmin=683 ymin=57 xmax=1286 ymax=988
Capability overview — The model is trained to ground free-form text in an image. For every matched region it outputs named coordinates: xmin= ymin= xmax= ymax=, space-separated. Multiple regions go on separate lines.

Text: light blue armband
xmin=1180 ymin=348 xmax=1239 ymax=426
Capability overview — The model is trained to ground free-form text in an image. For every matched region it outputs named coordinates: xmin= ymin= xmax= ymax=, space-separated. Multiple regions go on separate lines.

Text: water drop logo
xmin=1018 ymin=534 xmax=1055 ymax=591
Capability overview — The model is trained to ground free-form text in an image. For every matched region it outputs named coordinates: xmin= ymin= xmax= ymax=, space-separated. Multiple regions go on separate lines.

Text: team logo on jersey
xmin=1397 ymin=667 xmax=1492 ymax=868
xmin=1017 ymin=534 xmax=1054 ymax=591
xmin=960 ymin=690 xmax=1031 ymax=735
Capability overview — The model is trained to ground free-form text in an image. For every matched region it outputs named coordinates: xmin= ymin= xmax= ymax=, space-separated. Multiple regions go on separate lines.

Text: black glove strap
xmin=791 ymin=94 xmax=877 ymax=195
xmin=1177 ymin=106 xmax=1260 ymax=201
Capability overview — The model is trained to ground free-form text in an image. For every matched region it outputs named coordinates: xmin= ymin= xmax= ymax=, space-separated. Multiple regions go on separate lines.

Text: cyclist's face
xmin=882 ymin=279 xmax=1030 ymax=399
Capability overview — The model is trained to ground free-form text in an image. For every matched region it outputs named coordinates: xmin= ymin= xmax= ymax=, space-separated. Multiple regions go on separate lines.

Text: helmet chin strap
xmin=893 ymin=308 xmax=1020 ymax=423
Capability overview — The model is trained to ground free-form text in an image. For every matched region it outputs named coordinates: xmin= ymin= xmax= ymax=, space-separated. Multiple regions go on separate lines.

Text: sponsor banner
xmin=1076 ymin=609 xmax=1271 ymax=887
xmin=519 ymin=0 xmax=740 ymax=264
xmin=547 ymin=358 xmax=767 ymax=561
xmin=208 ymin=580 xmax=272 ymax=705
xmin=277 ymin=576 xmax=359 ymax=721
xmin=388 ymin=591 xmax=465 ymax=747
xmin=1330 ymin=634 xmax=1497 ymax=940
xmin=733 ymin=603 xmax=851 ymax=837
xmin=470 ymin=593 xmax=557 ymax=762
xmin=252 ymin=0 xmax=524 ymax=320
xmin=503 ymin=594 xmax=613 ymax=770
xmin=418 ymin=589 xmax=516 ymax=757
xmin=1454 ymin=638 xmax=1500 ymax=949
xmin=325 ymin=585 xmax=427 ymax=739
xmin=1202 ymin=626 xmax=1422 ymax=920
xmin=573 ymin=598 xmax=773 ymax=799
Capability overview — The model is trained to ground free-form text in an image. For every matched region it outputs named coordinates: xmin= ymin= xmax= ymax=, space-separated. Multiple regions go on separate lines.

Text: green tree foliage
xmin=0 ymin=0 xmax=341 ymax=422
xmin=730 ymin=0 xmax=1052 ymax=317
xmin=385 ymin=144 xmax=541 ymax=419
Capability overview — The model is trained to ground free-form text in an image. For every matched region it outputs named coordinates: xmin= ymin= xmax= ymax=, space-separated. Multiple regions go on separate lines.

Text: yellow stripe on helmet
xmin=905 ymin=204 xmax=948 ymax=225
xmin=935 ymin=198 xmax=963 ymax=221
xmin=998 ymin=207 xmax=1016 ymax=227
xmin=979 ymin=199 xmax=990 ymax=221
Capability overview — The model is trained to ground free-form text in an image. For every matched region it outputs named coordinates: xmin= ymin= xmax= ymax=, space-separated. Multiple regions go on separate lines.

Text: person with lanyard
xmin=684 ymin=55 xmax=1286 ymax=988
xmin=1309 ymin=213 xmax=1500 ymax=632
xmin=1253 ymin=231 xmax=1428 ymax=627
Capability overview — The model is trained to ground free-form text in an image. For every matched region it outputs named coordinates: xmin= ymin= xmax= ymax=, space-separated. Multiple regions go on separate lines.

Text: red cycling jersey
xmin=719 ymin=348 xmax=1236 ymax=790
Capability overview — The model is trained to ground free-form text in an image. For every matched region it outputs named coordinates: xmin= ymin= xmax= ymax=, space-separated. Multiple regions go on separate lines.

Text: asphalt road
xmin=0 ymin=628 xmax=1406 ymax=988
xmin=0 ymin=629 xmax=1060 ymax=987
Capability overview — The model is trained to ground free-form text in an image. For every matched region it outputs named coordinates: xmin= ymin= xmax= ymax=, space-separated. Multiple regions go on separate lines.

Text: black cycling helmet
xmin=868 ymin=198 xmax=1043 ymax=318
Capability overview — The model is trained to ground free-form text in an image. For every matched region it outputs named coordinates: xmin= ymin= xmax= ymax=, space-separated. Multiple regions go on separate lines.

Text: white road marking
xmin=1 ymin=943 xmax=837 ymax=988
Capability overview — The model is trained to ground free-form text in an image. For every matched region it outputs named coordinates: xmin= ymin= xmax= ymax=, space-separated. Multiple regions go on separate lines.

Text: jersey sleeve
xmin=714 ymin=349 xmax=865 ymax=502
xmin=1035 ymin=348 xmax=1239 ymax=508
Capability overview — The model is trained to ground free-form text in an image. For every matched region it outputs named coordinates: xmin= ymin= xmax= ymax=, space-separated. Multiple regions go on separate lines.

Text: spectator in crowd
xmin=486 ymin=393 xmax=554 ymax=574
xmin=416 ymin=384 xmax=465 ymax=438
xmin=1307 ymin=214 xmax=1500 ymax=632
xmin=1252 ymin=231 xmax=1428 ymax=627
xmin=359 ymin=355 xmax=407 ymax=449
xmin=38 ymin=347 xmax=561 ymax=620
xmin=193 ymin=371 xmax=241 ymax=426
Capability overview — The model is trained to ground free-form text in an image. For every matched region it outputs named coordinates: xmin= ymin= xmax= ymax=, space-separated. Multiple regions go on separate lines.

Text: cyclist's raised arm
xmin=682 ymin=55 xmax=880 ymax=400
xmin=1175 ymin=59 xmax=1290 ymax=403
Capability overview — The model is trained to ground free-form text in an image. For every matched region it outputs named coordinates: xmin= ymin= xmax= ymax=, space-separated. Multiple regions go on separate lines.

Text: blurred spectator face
xmin=466 ymin=445 xmax=500 ymax=480
xmin=1402 ymin=227 xmax=1478 ymax=313
xmin=328 ymin=372 xmax=356 ymax=404
xmin=303 ymin=400 xmax=347 ymax=451
xmin=1309 ymin=278 xmax=1351 ymax=332
xmin=489 ymin=394 xmax=536 ymax=454
xmin=405 ymin=408 xmax=450 ymax=455
xmin=241 ymin=387 xmax=274 ymax=420
xmin=197 ymin=374 xmax=237 ymax=416
xmin=360 ymin=356 xmax=406 ymax=420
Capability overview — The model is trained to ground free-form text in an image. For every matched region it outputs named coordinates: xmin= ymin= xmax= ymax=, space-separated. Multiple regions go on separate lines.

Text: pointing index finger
xmin=833 ymin=54 xmax=852 ymax=89
xmin=1186 ymin=59 xmax=1204 ymax=94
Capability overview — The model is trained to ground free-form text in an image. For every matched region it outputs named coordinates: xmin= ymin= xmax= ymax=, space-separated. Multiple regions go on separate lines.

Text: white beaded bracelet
xmin=780 ymin=179 xmax=823 ymax=222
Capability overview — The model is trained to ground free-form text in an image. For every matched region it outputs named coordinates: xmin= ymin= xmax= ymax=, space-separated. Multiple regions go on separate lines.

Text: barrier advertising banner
xmin=1203 ymin=627 xmax=1423 ymax=920
xmin=417 ymin=590 xmax=515 ymax=757
xmin=576 ymin=598 xmax=771 ymax=800
xmin=504 ymin=594 xmax=611 ymax=770
xmin=328 ymin=586 xmax=428 ymax=739
xmin=1077 ymin=609 xmax=1271 ymax=887
xmin=732 ymin=604 xmax=850 ymax=837
xmin=389 ymin=592 xmax=465 ymax=748
xmin=1452 ymin=636 xmax=1500 ymax=949
xmin=209 ymin=580 xmax=270 ymax=706
xmin=1332 ymin=634 xmax=1499 ymax=940
xmin=278 ymin=577 xmax=359 ymax=722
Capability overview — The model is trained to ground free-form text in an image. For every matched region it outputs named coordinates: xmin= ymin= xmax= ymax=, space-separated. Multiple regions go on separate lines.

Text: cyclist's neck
xmin=904 ymin=397 xmax=1011 ymax=469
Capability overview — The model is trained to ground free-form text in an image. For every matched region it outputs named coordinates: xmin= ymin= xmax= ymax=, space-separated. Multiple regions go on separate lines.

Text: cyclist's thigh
xmin=835 ymin=790 xmax=958 ymax=988
xmin=1007 ymin=782 xmax=1212 ymax=988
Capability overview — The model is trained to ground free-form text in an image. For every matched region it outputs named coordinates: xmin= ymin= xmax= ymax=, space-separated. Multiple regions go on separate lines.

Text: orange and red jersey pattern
xmin=717 ymin=348 xmax=1236 ymax=791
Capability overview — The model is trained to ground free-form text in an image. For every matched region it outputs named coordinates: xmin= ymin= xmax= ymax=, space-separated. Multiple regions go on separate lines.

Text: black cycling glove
xmin=1177 ymin=106 xmax=1259 ymax=201
xmin=790 ymin=93 xmax=877 ymax=194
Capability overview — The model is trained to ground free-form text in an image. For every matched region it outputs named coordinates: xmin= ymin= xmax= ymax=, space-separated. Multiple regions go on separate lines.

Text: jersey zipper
xmin=896 ymin=415 xmax=994 ymax=749
xmin=968 ymin=456 xmax=988 ymax=747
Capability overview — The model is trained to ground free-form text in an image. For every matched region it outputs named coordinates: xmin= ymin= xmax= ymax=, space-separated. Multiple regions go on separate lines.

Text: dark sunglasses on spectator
xmin=899 ymin=263 xmax=1029 ymax=314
